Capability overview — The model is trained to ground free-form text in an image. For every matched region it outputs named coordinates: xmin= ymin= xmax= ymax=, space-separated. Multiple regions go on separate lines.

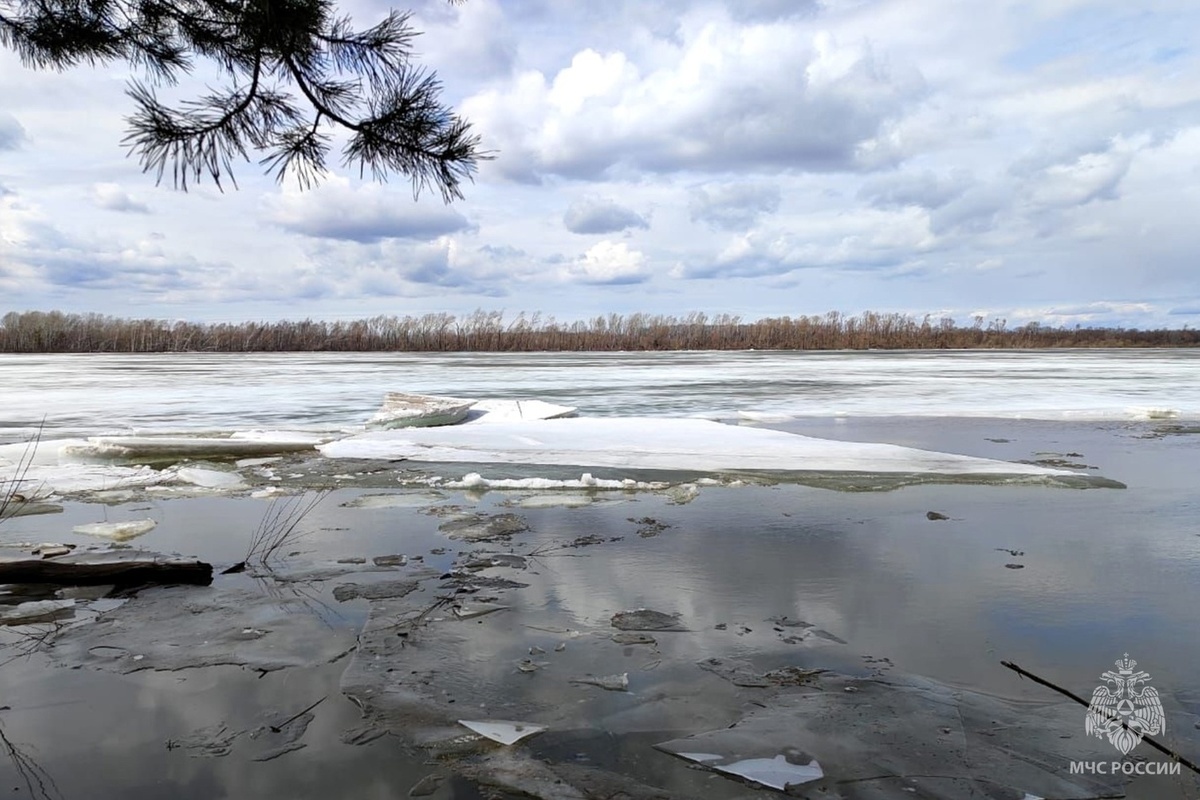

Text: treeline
xmin=0 ymin=310 xmax=1197 ymax=353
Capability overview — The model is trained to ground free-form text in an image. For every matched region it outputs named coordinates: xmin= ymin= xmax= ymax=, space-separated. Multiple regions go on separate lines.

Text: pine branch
xmin=0 ymin=0 xmax=489 ymax=194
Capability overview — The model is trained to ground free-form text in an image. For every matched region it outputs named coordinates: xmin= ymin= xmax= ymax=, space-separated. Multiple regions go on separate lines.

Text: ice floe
xmin=666 ymin=751 xmax=824 ymax=791
xmin=72 ymin=519 xmax=158 ymax=541
xmin=174 ymin=466 xmax=247 ymax=489
xmin=65 ymin=433 xmax=322 ymax=459
xmin=367 ymin=393 xmax=476 ymax=428
xmin=320 ymin=417 xmax=1073 ymax=476
xmin=5 ymin=463 xmax=173 ymax=497
xmin=443 ymin=472 xmax=668 ymax=490
xmin=458 ymin=720 xmax=546 ymax=746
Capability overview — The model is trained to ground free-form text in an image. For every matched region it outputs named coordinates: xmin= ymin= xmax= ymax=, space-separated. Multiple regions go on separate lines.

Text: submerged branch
xmin=1001 ymin=660 xmax=1200 ymax=776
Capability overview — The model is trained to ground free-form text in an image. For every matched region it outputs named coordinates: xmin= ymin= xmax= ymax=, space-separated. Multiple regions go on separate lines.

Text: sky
xmin=1 ymin=0 xmax=1198 ymax=327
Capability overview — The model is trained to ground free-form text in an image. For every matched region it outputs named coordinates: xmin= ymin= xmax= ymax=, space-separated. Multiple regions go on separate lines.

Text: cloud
xmin=683 ymin=207 xmax=935 ymax=279
xmin=858 ymin=170 xmax=972 ymax=210
xmin=563 ymin=197 xmax=649 ymax=234
xmin=562 ymin=241 xmax=648 ymax=284
xmin=462 ymin=18 xmax=925 ymax=182
xmin=263 ymin=179 xmax=473 ymax=242
xmin=91 ymin=183 xmax=150 ymax=214
xmin=1019 ymin=145 xmax=1134 ymax=209
xmin=0 ymin=113 xmax=24 ymax=150
xmin=688 ymin=182 xmax=781 ymax=231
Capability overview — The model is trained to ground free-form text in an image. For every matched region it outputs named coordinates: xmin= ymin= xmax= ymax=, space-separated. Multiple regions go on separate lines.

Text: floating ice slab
xmin=445 ymin=472 xmax=667 ymax=491
xmin=73 ymin=519 xmax=157 ymax=541
xmin=670 ymin=752 xmax=824 ymax=791
xmin=458 ymin=720 xmax=547 ymax=746
xmin=367 ymin=393 xmax=476 ymax=429
xmin=320 ymin=417 xmax=1072 ymax=476
xmin=68 ymin=434 xmax=319 ymax=459
xmin=175 ymin=466 xmax=247 ymax=489
xmin=3 ymin=463 xmax=172 ymax=496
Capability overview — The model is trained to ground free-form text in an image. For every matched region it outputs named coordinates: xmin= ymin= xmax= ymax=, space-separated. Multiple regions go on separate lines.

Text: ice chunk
xmin=443 ymin=472 xmax=666 ymax=491
xmin=457 ymin=720 xmax=546 ymax=746
xmin=319 ymin=417 xmax=1075 ymax=476
xmin=0 ymin=599 xmax=76 ymax=625
xmin=465 ymin=399 xmax=577 ymax=423
xmin=612 ymin=609 xmax=687 ymax=632
xmin=175 ymin=466 xmax=247 ymax=489
xmin=678 ymin=752 xmax=823 ymax=791
xmin=73 ymin=519 xmax=158 ymax=541
xmin=570 ymin=673 xmax=629 ymax=691
xmin=367 ymin=393 xmax=476 ymax=429
xmin=69 ymin=435 xmax=319 ymax=459
xmin=13 ymin=464 xmax=172 ymax=496
xmin=339 ymin=492 xmax=445 ymax=509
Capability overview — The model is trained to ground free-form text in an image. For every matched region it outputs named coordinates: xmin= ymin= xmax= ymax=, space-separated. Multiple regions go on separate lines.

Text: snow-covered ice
xmin=66 ymin=434 xmax=320 ymax=459
xmin=319 ymin=417 xmax=1072 ymax=476
xmin=465 ymin=399 xmax=577 ymax=423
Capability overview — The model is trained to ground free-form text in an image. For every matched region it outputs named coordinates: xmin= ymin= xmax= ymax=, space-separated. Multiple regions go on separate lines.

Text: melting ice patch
xmin=667 ymin=752 xmax=823 ymax=791
xmin=320 ymin=418 xmax=1073 ymax=476
xmin=457 ymin=720 xmax=546 ymax=746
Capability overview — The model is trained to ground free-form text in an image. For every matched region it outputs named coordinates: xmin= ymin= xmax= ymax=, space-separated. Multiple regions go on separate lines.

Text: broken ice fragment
xmin=457 ymin=719 xmax=546 ymax=746
xmin=452 ymin=602 xmax=509 ymax=620
xmin=367 ymin=393 xmax=476 ymax=429
xmin=711 ymin=753 xmax=823 ymax=790
xmin=611 ymin=609 xmax=687 ymax=631
xmin=570 ymin=673 xmax=629 ymax=692
xmin=0 ymin=599 xmax=76 ymax=625
xmin=611 ymin=632 xmax=657 ymax=646
xmin=73 ymin=519 xmax=157 ymax=541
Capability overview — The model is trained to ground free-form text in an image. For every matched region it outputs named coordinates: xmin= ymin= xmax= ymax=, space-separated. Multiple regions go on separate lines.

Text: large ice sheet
xmin=319 ymin=417 xmax=1072 ymax=476
xmin=465 ymin=399 xmax=577 ymax=423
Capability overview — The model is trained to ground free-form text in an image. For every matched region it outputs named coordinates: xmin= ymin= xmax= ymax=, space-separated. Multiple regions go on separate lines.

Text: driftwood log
xmin=0 ymin=552 xmax=212 ymax=586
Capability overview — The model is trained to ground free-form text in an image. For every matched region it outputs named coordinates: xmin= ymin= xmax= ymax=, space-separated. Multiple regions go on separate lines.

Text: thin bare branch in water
xmin=226 ymin=490 xmax=328 ymax=574
xmin=270 ymin=696 xmax=326 ymax=733
xmin=0 ymin=419 xmax=45 ymax=526
xmin=378 ymin=594 xmax=454 ymax=640
xmin=0 ymin=718 xmax=64 ymax=800
xmin=0 ymin=622 xmax=64 ymax=668
xmin=1002 ymin=660 xmax=1200 ymax=776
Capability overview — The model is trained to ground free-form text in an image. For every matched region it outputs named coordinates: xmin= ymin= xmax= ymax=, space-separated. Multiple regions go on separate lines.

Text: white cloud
xmin=562 ymin=241 xmax=648 ymax=284
xmin=0 ymin=112 xmax=24 ymax=150
xmin=91 ymin=183 xmax=150 ymax=214
xmin=563 ymin=197 xmax=649 ymax=234
xmin=262 ymin=178 xmax=474 ymax=242
xmin=688 ymin=182 xmax=782 ymax=231
xmin=461 ymin=16 xmax=925 ymax=181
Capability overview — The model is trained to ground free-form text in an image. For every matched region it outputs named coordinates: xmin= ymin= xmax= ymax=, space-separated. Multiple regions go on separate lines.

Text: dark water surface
xmin=1 ymin=417 xmax=1198 ymax=798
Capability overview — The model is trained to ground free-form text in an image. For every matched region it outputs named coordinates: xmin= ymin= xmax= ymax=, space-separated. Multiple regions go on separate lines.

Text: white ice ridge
xmin=319 ymin=417 xmax=1074 ymax=476
xmin=65 ymin=432 xmax=326 ymax=459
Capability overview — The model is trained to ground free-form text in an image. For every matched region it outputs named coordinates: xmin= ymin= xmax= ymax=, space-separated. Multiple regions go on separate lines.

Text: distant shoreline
xmin=1 ymin=310 xmax=1197 ymax=352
